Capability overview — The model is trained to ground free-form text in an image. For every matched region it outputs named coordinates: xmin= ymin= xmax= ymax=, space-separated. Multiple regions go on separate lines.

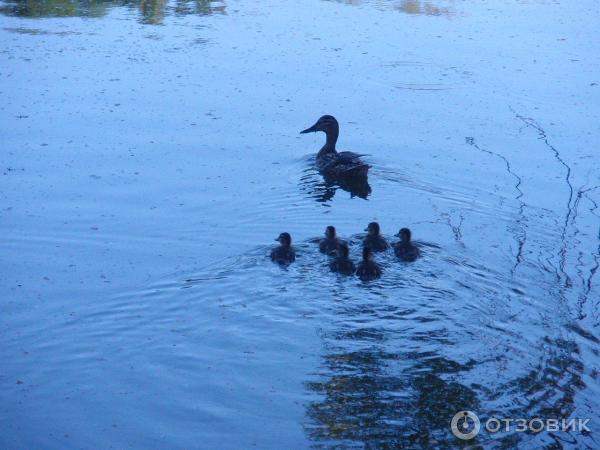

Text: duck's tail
xmin=341 ymin=164 xmax=370 ymax=178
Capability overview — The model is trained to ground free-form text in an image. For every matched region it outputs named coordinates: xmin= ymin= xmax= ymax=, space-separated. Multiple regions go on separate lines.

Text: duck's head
xmin=337 ymin=242 xmax=349 ymax=258
xmin=395 ymin=227 xmax=412 ymax=243
xmin=325 ymin=225 xmax=336 ymax=239
xmin=276 ymin=232 xmax=292 ymax=246
xmin=365 ymin=222 xmax=380 ymax=236
xmin=300 ymin=115 xmax=339 ymax=137
xmin=362 ymin=246 xmax=373 ymax=261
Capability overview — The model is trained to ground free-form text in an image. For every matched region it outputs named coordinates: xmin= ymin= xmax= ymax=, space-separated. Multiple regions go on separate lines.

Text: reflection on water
xmin=326 ymin=0 xmax=456 ymax=17
xmin=397 ymin=0 xmax=455 ymax=17
xmin=0 ymin=0 xmax=459 ymax=21
xmin=0 ymin=0 xmax=225 ymax=23
xmin=300 ymin=166 xmax=372 ymax=203
xmin=306 ymin=330 xmax=479 ymax=447
xmin=299 ymin=245 xmax=590 ymax=447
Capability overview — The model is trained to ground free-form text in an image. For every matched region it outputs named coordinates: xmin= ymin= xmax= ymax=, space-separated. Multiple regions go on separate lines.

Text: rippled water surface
xmin=1 ymin=0 xmax=599 ymax=448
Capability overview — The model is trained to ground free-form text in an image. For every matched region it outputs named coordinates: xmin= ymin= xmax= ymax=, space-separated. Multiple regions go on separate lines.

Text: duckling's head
xmin=395 ymin=227 xmax=412 ymax=243
xmin=337 ymin=242 xmax=349 ymax=258
xmin=365 ymin=222 xmax=380 ymax=236
xmin=276 ymin=232 xmax=292 ymax=246
xmin=325 ymin=225 xmax=336 ymax=239
xmin=300 ymin=115 xmax=339 ymax=136
xmin=362 ymin=246 xmax=373 ymax=261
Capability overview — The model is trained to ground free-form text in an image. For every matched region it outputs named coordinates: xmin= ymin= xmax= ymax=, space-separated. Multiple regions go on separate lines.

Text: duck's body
xmin=363 ymin=235 xmax=389 ymax=252
xmin=394 ymin=228 xmax=420 ymax=262
xmin=271 ymin=246 xmax=296 ymax=264
xmin=301 ymin=115 xmax=370 ymax=179
xmin=394 ymin=243 xmax=420 ymax=262
xmin=319 ymin=236 xmax=345 ymax=255
xmin=330 ymin=256 xmax=356 ymax=275
xmin=356 ymin=247 xmax=382 ymax=281
xmin=356 ymin=260 xmax=382 ymax=281
xmin=271 ymin=232 xmax=296 ymax=265
xmin=316 ymin=148 xmax=369 ymax=178
xmin=329 ymin=242 xmax=355 ymax=275
xmin=319 ymin=225 xmax=346 ymax=255
xmin=363 ymin=222 xmax=389 ymax=252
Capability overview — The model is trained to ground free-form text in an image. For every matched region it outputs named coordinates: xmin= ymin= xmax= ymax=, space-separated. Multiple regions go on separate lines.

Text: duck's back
xmin=330 ymin=257 xmax=356 ymax=275
xmin=319 ymin=237 xmax=346 ymax=255
xmin=363 ymin=235 xmax=389 ymax=251
xmin=317 ymin=150 xmax=369 ymax=178
xmin=394 ymin=243 xmax=420 ymax=261
xmin=271 ymin=246 xmax=296 ymax=264
xmin=356 ymin=260 xmax=382 ymax=281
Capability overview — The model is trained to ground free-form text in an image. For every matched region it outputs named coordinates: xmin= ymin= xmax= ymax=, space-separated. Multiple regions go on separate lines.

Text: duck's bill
xmin=300 ymin=123 xmax=318 ymax=134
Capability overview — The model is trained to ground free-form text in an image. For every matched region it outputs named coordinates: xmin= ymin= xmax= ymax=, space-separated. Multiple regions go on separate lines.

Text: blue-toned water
xmin=1 ymin=0 xmax=599 ymax=448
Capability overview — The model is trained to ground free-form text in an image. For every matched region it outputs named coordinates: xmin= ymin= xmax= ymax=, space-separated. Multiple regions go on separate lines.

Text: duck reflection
xmin=300 ymin=166 xmax=371 ymax=203
xmin=0 ymin=0 xmax=225 ymax=23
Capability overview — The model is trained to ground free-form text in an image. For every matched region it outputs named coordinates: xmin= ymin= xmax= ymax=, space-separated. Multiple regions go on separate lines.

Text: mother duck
xmin=300 ymin=115 xmax=369 ymax=178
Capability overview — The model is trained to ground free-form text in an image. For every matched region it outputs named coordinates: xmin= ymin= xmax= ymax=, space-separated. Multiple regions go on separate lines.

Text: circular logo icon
xmin=451 ymin=411 xmax=480 ymax=440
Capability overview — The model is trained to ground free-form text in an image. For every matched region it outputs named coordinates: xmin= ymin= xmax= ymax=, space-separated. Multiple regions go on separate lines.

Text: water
xmin=1 ymin=0 xmax=599 ymax=448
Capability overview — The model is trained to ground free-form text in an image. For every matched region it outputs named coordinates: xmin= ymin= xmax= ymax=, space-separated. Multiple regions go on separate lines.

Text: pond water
xmin=1 ymin=0 xmax=599 ymax=448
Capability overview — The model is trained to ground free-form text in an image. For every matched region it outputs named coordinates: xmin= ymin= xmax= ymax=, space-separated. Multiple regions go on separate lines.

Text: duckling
xmin=362 ymin=222 xmax=389 ymax=251
xmin=393 ymin=227 xmax=420 ymax=262
xmin=329 ymin=242 xmax=356 ymax=275
xmin=319 ymin=225 xmax=346 ymax=255
xmin=356 ymin=246 xmax=382 ymax=281
xmin=300 ymin=115 xmax=370 ymax=179
xmin=271 ymin=232 xmax=296 ymax=264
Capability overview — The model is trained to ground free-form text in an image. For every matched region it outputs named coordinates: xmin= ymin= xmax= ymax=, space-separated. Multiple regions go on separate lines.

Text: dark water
xmin=1 ymin=0 xmax=599 ymax=448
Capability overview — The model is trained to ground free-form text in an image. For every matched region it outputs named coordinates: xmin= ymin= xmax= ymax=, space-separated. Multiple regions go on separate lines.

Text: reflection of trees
xmin=325 ymin=0 xmax=456 ymax=17
xmin=397 ymin=0 xmax=454 ymax=17
xmin=304 ymin=299 xmax=588 ymax=447
xmin=0 ymin=0 xmax=105 ymax=17
xmin=0 ymin=0 xmax=226 ymax=23
xmin=305 ymin=314 xmax=480 ymax=447
xmin=138 ymin=0 xmax=167 ymax=24
xmin=173 ymin=0 xmax=225 ymax=17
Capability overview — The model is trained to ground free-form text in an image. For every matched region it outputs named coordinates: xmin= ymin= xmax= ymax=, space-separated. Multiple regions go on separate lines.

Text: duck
xmin=271 ymin=232 xmax=296 ymax=264
xmin=300 ymin=115 xmax=370 ymax=179
xmin=393 ymin=227 xmax=420 ymax=262
xmin=362 ymin=222 xmax=389 ymax=251
xmin=329 ymin=242 xmax=356 ymax=275
xmin=356 ymin=246 xmax=382 ymax=281
xmin=319 ymin=225 xmax=346 ymax=255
